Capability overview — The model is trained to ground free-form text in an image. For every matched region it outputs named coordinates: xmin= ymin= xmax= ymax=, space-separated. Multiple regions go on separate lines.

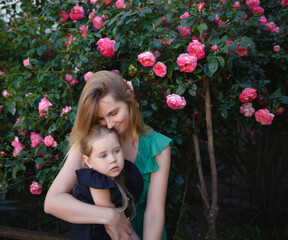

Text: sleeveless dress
xmin=131 ymin=129 xmax=172 ymax=240
xmin=70 ymin=160 xmax=144 ymax=240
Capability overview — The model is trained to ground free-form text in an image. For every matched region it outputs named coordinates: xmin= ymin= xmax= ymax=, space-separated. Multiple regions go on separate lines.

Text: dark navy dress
xmin=69 ymin=160 xmax=144 ymax=240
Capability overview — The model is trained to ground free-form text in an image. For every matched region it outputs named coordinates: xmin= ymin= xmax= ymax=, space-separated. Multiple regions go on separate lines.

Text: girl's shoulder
xmin=75 ymin=169 xmax=117 ymax=189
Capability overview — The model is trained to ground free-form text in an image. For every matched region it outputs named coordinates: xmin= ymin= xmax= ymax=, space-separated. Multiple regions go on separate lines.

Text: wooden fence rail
xmin=0 ymin=226 xmax=69 ymax=240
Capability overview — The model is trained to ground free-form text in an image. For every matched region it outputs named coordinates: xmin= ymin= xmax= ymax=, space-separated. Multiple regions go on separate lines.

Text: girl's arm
xmin=44 ymin=145 xmax=132 ymax=239
xmin=143 ymin=145 xmax=171 ymax=240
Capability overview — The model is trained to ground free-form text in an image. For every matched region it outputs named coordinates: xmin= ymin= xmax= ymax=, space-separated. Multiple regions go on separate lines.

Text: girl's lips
xmin=110 ymin=166 xmax=119 ymax=172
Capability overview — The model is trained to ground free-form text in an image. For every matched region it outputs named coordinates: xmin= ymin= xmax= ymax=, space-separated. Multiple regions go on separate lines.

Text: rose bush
xmin=0 ymin=0 xmax=287 ymax=238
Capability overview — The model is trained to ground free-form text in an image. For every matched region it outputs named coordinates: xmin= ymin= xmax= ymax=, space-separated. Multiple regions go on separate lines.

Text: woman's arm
xmin=44 ymin=146 xmax=132 ymax=239
xmin=143 ymin=145 xmax=171 ymax=240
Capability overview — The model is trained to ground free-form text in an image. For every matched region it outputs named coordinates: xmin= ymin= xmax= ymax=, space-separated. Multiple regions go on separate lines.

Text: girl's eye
xmin=114 ymin=149 xmax=121 ymax=154
xmin=100 ymin=154 xmax=107 ymax=158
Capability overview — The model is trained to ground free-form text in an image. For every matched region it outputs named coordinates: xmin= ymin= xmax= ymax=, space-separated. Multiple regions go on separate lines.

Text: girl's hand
xmin=105 ymin=211 xmax=132 ymax=240
xmin=131 ymin=230 xmax=141 ymax=240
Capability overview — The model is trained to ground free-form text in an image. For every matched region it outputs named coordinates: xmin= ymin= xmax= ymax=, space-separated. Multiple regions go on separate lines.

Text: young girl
xmin=70 ymin=125 xmax=142 ymax=240
xmin=44 ymin=70 xmax=172 ymax=240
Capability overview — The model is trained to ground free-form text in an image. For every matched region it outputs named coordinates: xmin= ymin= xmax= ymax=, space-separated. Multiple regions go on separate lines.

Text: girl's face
xmin=84 ymin=133 xmax=124 ymax=178
xmin=96 ymin=94 xmax=130 ymax=136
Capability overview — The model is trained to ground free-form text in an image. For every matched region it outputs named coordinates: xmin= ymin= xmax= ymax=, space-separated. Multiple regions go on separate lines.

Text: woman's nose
xmin=106 ymin=118 xmax=114 ymax=129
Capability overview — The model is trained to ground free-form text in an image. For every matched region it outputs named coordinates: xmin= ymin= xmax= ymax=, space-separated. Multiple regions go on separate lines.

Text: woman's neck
xmin=120 ymin=135 xmax=139 ymax=163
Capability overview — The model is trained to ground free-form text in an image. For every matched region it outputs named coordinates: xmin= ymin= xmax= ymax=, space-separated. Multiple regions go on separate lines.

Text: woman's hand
xmin=105 ymin=211 xmax=132 ymax=240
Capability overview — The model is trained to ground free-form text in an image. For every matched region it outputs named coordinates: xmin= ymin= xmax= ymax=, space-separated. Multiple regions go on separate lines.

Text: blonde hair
xmin=70 ymin=70 xmax=146 ymax=149
xmin=80 ymin=125 xmax=135 ymax=216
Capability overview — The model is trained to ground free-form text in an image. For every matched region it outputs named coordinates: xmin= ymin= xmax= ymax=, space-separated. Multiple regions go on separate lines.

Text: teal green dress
xmin=131 ymin=129 xmax=172 ymax=240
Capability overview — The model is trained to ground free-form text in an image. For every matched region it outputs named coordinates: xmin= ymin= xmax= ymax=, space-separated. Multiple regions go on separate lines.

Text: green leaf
xmin=280 ymin=96 xmax=288 ymax=104
xmin=197 ymin=23 xmax=208 ymax=33
xmin=208 ymin=58 xmax=218 ymax=75
xmin=176 ymin=85 xmax=186 ymax=95
xmin=7 ymin=102 xmax=16 ymax=115
xmin=188 ymin=89 xmax=196 ymax=96
xmin=217 ymin=56 xmax=225 ymax=67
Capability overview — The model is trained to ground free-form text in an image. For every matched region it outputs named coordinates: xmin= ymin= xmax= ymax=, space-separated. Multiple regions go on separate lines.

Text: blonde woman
xmin=44 ymin=71 xmax=172 ymax=240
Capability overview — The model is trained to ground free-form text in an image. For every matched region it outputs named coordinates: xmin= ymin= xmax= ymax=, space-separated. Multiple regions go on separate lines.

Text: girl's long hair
xmin=70 ymin=70 xmax=147 ymax=149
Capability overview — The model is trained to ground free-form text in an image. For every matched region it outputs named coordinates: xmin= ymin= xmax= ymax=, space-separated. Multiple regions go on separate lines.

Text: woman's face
xmin=96 ymin=94 xmax=130 ymax=136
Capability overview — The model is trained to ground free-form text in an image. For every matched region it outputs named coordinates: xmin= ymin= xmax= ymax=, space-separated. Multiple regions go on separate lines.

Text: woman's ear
xmin=83 ymin=155 xmax=93 ymax=169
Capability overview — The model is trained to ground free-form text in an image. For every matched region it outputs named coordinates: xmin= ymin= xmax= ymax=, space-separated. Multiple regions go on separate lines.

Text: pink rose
xmin=11 ymin=136 xmax=24 ymax=157
xmin=24 ymin=13 xmax=28 ymax=18
xmin=70 ymin=6 xmax=85 ymax=20
xmin=84 ymin=71 xmax=94 ymax=82
xmin=30 ymin=132 xmax=43 ymax=147
xmin=240 ymin=103 xmax=255 ymax=117
xmin=138 ymin=51 xmax=156 ymax=67
xmin=197 ymin=2 xmax=205 ymax=10
xmin=2 ymin=90 xmax=9 ymax=98
xmin=166 ymin=94 xmax=187 ymax=110
xmin=123 ymin=79 xmax=134 ymax=91
xmin=59 ymin=11 xmax=69 ymax=22
xmin=258 ymin=16 xmax=267 ymax=25
xmin=36 ymin=162 xmax=44 ymax=170
xmin=90 ymin=0 xmax=98 ymax=3
xmin=111 ymin=69 xmax=120 ymax=74
xmin=235 ymin=44 xmax=248 ymax=57
xmin=246 ymin=0 xmax=260 ymax=9
xmin=64 ymin=35 xmax=75 ymax=47
xmin=265 ymin=22 xmax=276 ymax=31
xmin=275 ymin=107 xmax=285 ymax=115
xmin=153 ymin=62 xmax=167 ymax=77
xmin=180 ymin=12 xmax=191 ymax=19
xmin=255 ymin=109 xmax=274 ymax=125
xmin=187 ymin=40 xmax=205 ymax=60
xmin=281 ymin=0 xmax=288 ymax=6
xmin=233 ymin=2 xmax=241 ymax=10
xmin=30 ymin=181 xmax=42 ymax=195
xmin=92 ymin=16 xmax=103 ymax=30
xmin=239 ymin=88 xmax=258 ymax=102
xmin=44 ymin=135 xmax=55 ymax=147
xmin=253 ymin=6 xmax=264 ymax=15
xmin=257 ymin=95 xmax=267 ymax=105
xmin=103 ymin=0 xmax=112 ymax=5
xmin=116 ymin=0 xmax=127 ymax=9
xmin=38 ymin=97 xmax=53 ymax=118
xmin=97 ymin=38 xmax=116 ymax=57
xmin=52 ymin=140 xmax=58 ymax=148
xmin=211 ymin=45 xmax=218 ymax=51
xmin=79 ymin=25 xmax=88 ymax=37
xmin=177 ymin=53 xmax=198 ymax=73
xmin=0 ymin=151 xmax=4 ymax=155
xmin=65 ymin=73 xmax=79 ymax=86
xmin=178 ymin=25 xmax=191 ymax=37
xmin=23 ymin=57 xmax=30 ymax=67
xmin=61 ymin=105 xmax=72 ymax=119
xmin=273 ymin=45 xmax=280 ymax=52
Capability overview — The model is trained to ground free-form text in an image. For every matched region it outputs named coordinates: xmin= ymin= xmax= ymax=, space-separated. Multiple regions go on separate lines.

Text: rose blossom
xmin=239 ymin=88 xmax=257 ymax=102
xmin=187 ymin=40 xmax=205 ymax=60
xmin=59 ymin=11 xmax=69 ymax=22
xmin=70 ymin=6 xmax=85 ymax=20
xmin=103 ymin=0 xmax=112 ymax=5
xmin=246 ymin=0 xmax=260 ymax=9
xmin=123 ymin=79 xmax=134 ymax=91
xmin=84 ymin=71 xmax=94 ymax=82
xmin=97 ymin=38 xmax=116 ymax=57
xmin=258 ymin=16 xmax=267 ymax=25
xmin=24 ymin=13 xmax=28 ymax=18
xmin=255 ymin=109 xmax=274 ymax=125
xmin=281 ymin=0 xmax=288 ymax=6
xmin=235 ymin=44 xmax=248 ymax=57
xmin=177 ymin=53 xmax=198 ymax=73
xmin=61 ymin=105 xmax=72 ymax=119
xmin=30 ymin=181 xmax=42 ymax=195
xmin=64 ymin=35 xmax=75 ymax=47
xmin=178 ymin=25 xmax=191 ymax=37
xmin=38 ymin=97 xmax=53 ymax=118
xmin=180 ymin=12 xmax=191 ymax=19
xmin=11 ymin=136 xmax=24 ymax=157
xmin=116 ymin=0 xmax=127 ymax=9
xmin=79 ymin=25 xmax=88 ymax=37
xmin=90 ymin=0 xmax=98 ymax=3
xmin=240 ymin=103 xmax=255 ymax=117
xmin=166 ymin=94 xmax=187 ymax=110
xmin=233 ymin=2 xmax=241 ymax=10
xmin=257 ymin=95 xmax=267 ymax=105
xmin=23 ymin=57 xmax=30 ymax=67
xmin=111 ymin=69 xmax=120 ymax=74
xmin=197 ymin=2 xmax=205 ymax=10
xmin=65 ymin=73 xmax=79 ymax=86
xmin=30 ymin=132 xmax=43 ymax=147
xmin=275 ymin=107 xmax=285 ymax=115
xmin=153 ymin=62 xmax=167 ymax=77
xmin=253 ymin=6 xmax=264 ymax=14
xmin=44 ymin=135 xmax=55 ymax=147
xmin=92 ymin=16 xmax=103 ymax=30
xmin=273 ymin=45 xmax=280 ymax=52
xmin=2 ymin=90 xmax=9 ymax=98
xmin=138 ymin=51 xmax=156 ymax=67
xmin=211 ymin=45 xmax=218 ymax=51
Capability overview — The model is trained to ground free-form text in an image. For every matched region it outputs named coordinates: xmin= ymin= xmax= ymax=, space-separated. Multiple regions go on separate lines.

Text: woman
xmin=44 ymin=70 xmax=172 ymax=240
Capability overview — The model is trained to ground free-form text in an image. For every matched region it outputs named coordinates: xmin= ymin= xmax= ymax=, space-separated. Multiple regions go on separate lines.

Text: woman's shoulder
xmin=140 ymin=127 xmax=172 ymax=149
